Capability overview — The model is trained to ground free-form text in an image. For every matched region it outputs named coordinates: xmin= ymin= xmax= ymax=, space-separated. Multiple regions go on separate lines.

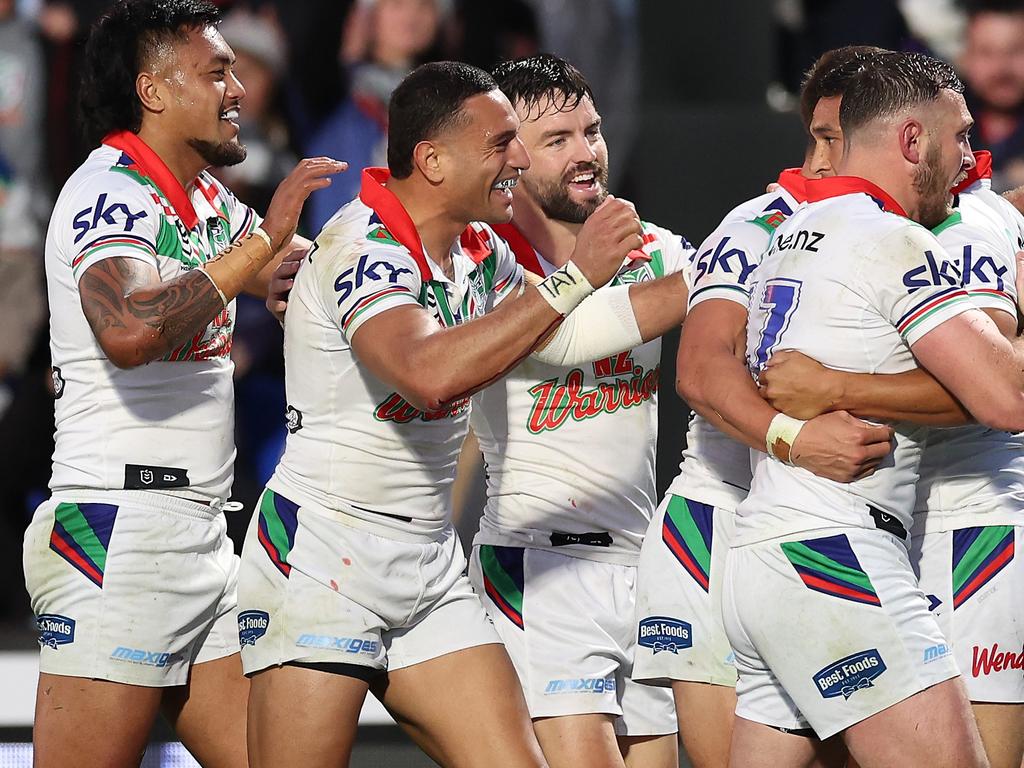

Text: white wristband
xmin=536 ymin=260 xmax=595 ymax=316
xmin=766 ymin=413 xmax=806 ymax=465
xmin=253 ymin=226 xmax=274 ymax=251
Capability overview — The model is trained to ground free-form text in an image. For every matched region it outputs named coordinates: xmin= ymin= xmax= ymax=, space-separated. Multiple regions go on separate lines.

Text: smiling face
xmin=435 ymin=89 xmax=530 ymax=224
xmin=150 ymin=25 xmax=247 ymax=167
xmin=513 ymin=93 xmax=608 ymax=223
xmin=914 ymin=89 xmax=976 ymax=228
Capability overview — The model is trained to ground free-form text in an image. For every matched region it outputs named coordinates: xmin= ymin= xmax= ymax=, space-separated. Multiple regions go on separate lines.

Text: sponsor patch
xmin=544 ymin=676 xmax=616 ymax=695
xmin=972 ymin=643 xmax=1024 ymax=677
xmin=638 ymin=616 xmax=692 ymax=655
xmin=238 ymin=610 xmax=270 ymax=646
xmin=285 ymin=405 xmax=303 ymax=434
xmin=923 ymin=643 xmax=952 ymax=664
xmin=36 ymin=614 xmax=75 ymax=649
xmin=295 ymin=634 xmax=379 ymax=656
xmin=110 ymin=646 xmax=173 ymax=667
xmin=51 ymin=367 xmax=65 ymax=399
xmin=124 ymin=463 xmax=189 ymax=490
xmin=813 ymin=649 xmax=886 ymax=699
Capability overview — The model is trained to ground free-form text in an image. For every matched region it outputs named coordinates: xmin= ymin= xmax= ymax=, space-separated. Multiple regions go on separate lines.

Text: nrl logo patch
xmin=813 ymin=649 xmax=886 ymax=699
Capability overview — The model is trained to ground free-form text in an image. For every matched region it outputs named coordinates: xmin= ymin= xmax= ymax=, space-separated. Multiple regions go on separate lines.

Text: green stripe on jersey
xmin=665 ymin=496 xmax=711 ymax=574
xmin=479 ymin=545 xmax=523 ymax=614
xmin=780 ymin=540 xmax=876 ymax=594
xmin=952 ymin=525 xmax=1014 ymax=594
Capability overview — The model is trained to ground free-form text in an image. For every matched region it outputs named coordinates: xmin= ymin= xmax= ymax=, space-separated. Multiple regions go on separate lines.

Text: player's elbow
xmin=970 ymin=393 xmax=1024 ymax=432
xmin=676 ymin=365 xmax=705 ymax=407
xmin=97 ymin=330 xmax=159 ymax=369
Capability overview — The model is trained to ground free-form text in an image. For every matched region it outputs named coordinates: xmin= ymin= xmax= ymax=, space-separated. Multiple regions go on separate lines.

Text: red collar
xmin=804 ymin=175 xmax=908 ymax=217
xmin=358 ymin=167 xmax=491 ymax=281
xmin=776 ymin=168 xmax=810 ymax=203
xmin=102 ymin=130 xmax=199 ymax=229
xmin=493 ymin=219 xmax=650 ymax=275
xmin=951 ymin=150 xmax=993 ymax=195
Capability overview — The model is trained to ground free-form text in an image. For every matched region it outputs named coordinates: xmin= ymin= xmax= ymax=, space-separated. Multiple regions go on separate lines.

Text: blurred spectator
xmin=215 ymin=7 xmax=296 ymax=214
xmin=445 ymin=0 xmax=539 ymax=73
xmin=304 ymin=0 xmax=447 ymax=231
xmin=0 ymin=0 xmax=45 ymax=190
xmin=958 ymin=0 xmax=1024 ymax=189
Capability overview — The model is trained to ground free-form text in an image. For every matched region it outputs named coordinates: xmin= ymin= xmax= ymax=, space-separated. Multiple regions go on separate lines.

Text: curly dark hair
xmin=79 ymin=0 xmax=220 ymax=145
xmin=491 ymin=53 xmax=596 ymax=119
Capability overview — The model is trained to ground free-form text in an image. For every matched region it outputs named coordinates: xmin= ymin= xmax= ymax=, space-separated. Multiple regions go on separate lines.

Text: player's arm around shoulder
xmin=351 ymin=196 xmax=644 ymax=411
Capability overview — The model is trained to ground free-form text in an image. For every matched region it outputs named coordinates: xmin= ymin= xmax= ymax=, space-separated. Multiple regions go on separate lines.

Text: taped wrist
xmin=766 ymin=413 xmax=807 ymax=465
xmin=536 ymin=260 xmax=595 ymax=316
xmin=531 ymin=285 xmax=643 ymax=366
xmin=201 ymin=227 xmax=275 ymax=304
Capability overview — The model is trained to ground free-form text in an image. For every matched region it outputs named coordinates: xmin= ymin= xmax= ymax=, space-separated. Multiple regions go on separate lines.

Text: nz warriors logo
xmin=526 ymin=352 xmax=658 ymax=434
xmin=374 ymin=393 xmax=470 ymax=424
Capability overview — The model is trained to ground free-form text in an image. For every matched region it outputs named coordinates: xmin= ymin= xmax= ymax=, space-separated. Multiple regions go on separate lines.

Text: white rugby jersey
xmin=914 ymin=155 xmax=1024 ymax=533
xmin=667 ymin=169 xmax=807 ymax=511
xmin=268 ymin=168 xmax=524 ymax=539
xmin=735 ymin=176 xmax=974 ymax=547
xmin=470 ymin=220 xmax=694 ymax=564
xmin=47 ymin=130 xmax=259 ymax=504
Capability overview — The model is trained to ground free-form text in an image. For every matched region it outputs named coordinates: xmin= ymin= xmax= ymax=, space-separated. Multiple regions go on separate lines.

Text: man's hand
xmin=759 ymin=350 xmax=842 ymax=419
xmin=261 ymin=158 xmax=347 ymax=251
xmin=266 ymin=246 xmax=305 ymax=324
xmin=569 ymin=196 xmax=644 ymax=288
xmin=791 ymin=410 xmax=894 ymax=483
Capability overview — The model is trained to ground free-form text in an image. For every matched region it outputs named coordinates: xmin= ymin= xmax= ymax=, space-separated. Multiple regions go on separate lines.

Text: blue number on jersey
xmin=752 ymin=278 xmax=802 ymax=372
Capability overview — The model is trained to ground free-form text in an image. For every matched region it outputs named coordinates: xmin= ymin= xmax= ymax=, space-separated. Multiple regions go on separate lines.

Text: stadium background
xmin=0 ymin=0 xmax=1011 ymax=764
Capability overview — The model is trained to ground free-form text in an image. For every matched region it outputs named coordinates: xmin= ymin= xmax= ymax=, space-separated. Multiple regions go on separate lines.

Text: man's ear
xmin=412 ymin=140 xmax=444 ymax=184
xmin=898 ymin=118 xmax=924 ymax=164
xmin=136 ymin=71 xmax=167 ymax=116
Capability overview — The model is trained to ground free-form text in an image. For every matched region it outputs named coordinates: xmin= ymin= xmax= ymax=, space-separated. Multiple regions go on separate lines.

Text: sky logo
xmin=813 ymin=649 xmax=886 ymax=700
xmin=238 ymin=610 xmax=270 ymax=646
xmin=638 ymin=617 xmax=692 ymax=655
xmin=36 ymin=614 xmax=75 ymax=649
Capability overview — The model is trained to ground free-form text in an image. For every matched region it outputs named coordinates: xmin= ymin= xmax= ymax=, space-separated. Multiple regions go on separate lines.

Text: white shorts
xmin=24 ymin=492 xmax=240 ymax=687
xmin=468 ymin=544 xmax=676 ymax=737
xmin=633 ymin=494 xmax=737 ymax=687
xmin=238 ymin=488 xmax=499 ymax=676
xmin=723 ymin=528 xmax=959 ymax=739
xmin=913 ymin=524 xmax=1023 ymax=703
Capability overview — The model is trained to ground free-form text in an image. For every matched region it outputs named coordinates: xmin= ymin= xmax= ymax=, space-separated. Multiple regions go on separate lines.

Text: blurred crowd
xmin=1 ymin=0 xmax=1024 ymax=621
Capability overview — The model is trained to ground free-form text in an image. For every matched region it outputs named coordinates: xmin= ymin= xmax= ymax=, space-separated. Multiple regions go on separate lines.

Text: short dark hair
xmin=387 ymin=61 xmax=498 ymax=179
xmin=79 ymin=0 xmax=220 ymax=145
xmin=799 ymin=46 xmax=888 ymax=130
xmin=839 ymin=51 xmax=965 ymax=137
xmin=491 ymin=53 xmax=596 ymax=119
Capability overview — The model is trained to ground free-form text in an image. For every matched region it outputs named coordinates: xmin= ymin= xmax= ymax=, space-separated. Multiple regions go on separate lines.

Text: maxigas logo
xmin=544 ymin=676 xmax=617 ymax=695
xmin=813 ymin=649 xmax=886 ymax=699
xmin=36 ymin=614 xmax=76 ymax=649
xmin=638 ymin=617 xmax=692 ymax=655
xmin=526 ymin=361 xmax=659 ymax=434
xmin=238 ymin=610 xmax=270 ymax=646
xmin=373 ymin=392 xmax=470 ymax=424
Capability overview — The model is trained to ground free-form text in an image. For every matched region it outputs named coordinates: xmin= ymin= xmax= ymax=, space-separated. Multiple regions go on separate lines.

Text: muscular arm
xmin=79 ymin=257 xmax=225 ymax=369
xmin=630 ymin=270 xmax=689 ymax=340
xmin=352 ymin=284 xmax=563 ymax=411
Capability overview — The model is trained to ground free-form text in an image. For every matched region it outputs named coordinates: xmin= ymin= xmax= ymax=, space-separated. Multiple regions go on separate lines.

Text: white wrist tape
xmin=531 ymin=285 xmax=643 ymax=366
xmin=536 ymin=260 xmax=595 ymax=316
xmin=766 ymin=413 xmax=806 ymax=465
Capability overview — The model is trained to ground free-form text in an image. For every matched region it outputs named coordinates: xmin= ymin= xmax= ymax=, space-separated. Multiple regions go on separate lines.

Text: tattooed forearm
xmin=80 ymin=257 xmax=224 ymax=367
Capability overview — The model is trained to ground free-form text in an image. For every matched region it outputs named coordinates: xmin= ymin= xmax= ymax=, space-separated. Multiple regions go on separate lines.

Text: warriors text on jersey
xmin=268 ymin=168 xmax=524 ymax=539
xmin=669 ymin=169 xmax=807 ymax=510
xmin=470 ymin=220 xmax=694 ymax=563
xmin=46 ymin=130 xmax=259 ymax=504
xmin=736 ymin=175 xmax=974 ymax=546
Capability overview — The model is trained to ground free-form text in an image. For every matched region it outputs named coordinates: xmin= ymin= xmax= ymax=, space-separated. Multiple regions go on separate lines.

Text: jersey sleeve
xmin=315 ymin=235 xmax=424 ymax=343
xmin=485 ymin=228 xmax=525 ymax=308
xmin=956 ymin=235 xmax=1018 ymax=318
xmin=63 ymin=173 xmax=162 ymax=283
xmin=687 ymin=218 xmax=773 ymax=310
xmin=643 ymin=222 xmax=695 ymax=286
xmin=863 ymin=225 xmax=974 ymax=347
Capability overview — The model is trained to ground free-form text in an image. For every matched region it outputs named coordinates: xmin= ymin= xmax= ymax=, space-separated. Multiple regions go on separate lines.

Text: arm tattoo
xmin=80 ymin=257 xmax=224 ymax=364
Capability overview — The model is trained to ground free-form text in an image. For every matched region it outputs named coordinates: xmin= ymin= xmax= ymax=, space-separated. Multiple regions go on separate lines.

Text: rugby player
xmin=22 ymin=1 xmax=343 ymax=766
xmin=635 ymin=47 xmax=890 ymax=768
xmin=467 ymin=54 xmax=691 ymax=768
xmin=758 ymin=155 xmax=1024 ymax=768
xmin=237 ymin=61 xmax=645 ymax=767
xmin=725 ymin=51 xmax=1024 ymax=768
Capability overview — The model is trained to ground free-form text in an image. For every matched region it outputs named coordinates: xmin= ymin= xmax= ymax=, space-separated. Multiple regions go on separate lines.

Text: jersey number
xmin=752 ymin=278 xmax=802 ymax=371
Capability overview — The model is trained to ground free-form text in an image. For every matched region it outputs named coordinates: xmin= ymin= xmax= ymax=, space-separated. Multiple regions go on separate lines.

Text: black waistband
xmin=549 ymin=531 xmax=613 ymax=548
xmin=868 ymin=505 xmax=908 ymax=540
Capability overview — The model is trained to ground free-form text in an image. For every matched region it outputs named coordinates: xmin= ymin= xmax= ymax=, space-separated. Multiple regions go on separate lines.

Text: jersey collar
xmin=102 ymin=130 xmax=200 ymax=230
xmin=951 ymin=150 xmax=993 ymax=195
xmin=493 ymin=219 xmax=651 ymax=275
xmin=775 ymin=168 xmax=810 ymax=203
xmin=804 ymin=175 xmax=908 ymax=217
xmin=359 ymin=167 xmax=491 ymax=282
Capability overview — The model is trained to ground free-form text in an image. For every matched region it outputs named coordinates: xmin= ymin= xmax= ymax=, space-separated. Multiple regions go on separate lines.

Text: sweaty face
xmin=805 ymin=95 xmax=843 ymax=179
xmin=516 ymin=94 xmax=609 ymax=223
xmin=437 ymin=89 xmax=530 ymax=224
xmin=155 ymin=26 xmax=247 ymax=167
xmin=915 ymin=90 xmax=975 ymax=228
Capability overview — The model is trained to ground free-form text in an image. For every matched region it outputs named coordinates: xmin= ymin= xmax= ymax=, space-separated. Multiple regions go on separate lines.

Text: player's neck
xmin=510 ymin=193 xmax=582 ymax=268
xmin=386 ymin=176 xmax=466 ymax=272
xmin=840 ymin=154 xmax=920 ymax=221
xmin=135 ymin=125 xmax=206 ymax=190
